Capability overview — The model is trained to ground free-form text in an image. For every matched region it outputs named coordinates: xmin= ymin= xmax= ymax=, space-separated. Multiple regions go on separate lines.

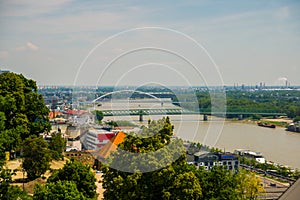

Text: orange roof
xmin=49 ymin=111 xmax=63 ymax=119
xmin=98 ymin=131 xmax=126 ymax=158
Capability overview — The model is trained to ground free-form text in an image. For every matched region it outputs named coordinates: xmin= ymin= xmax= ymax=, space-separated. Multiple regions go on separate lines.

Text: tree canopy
xmin=22 ymin=135 xmax=52 ymax=180
xmin=34 ymin=180 xmax=86 ymax=200
xmin=47 ymin=160 xmax=97 ymax=199
xmin=0 ymin=72 xmax=50 ymax=152
xmin=49 ymin=132 xmax=66 ymax=160
xmin=102 ymin=117 xmax=264 ymax=200
xmin=102 ymin=117 xmax=202 ymax=200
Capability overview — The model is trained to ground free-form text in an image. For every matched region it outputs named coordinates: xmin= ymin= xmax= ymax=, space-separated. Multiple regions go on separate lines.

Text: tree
xmin=102 ymin=117 xmax=202 ymax=200
xmin=33 ymin=181 xmax=86 ymax=200
xmin=195 ymin=166 xmax=239 ymax=200
xmin=94 ymin=110 xmax=104 ymax=123
xmin=236 ymin=169 xmax=265 ymax=200
xmin=293 ymin=116 xmax=300 ymax=122
xmin=49 ymin=132 xmax=66 ymax=160
xmin=0 ymin=159 xmax=31 ymax=200
xmin=22 ymin=135 xmax=51 ymax=180
xmin=0 ymin=72 xmax=51 ymax=152
xmin=47 ymin=160 xmax=97 ymax=199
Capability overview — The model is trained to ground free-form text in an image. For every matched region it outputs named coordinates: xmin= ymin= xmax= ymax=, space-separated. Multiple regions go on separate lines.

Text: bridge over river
xmin=89 ymin=90 xmax=286 ymax=121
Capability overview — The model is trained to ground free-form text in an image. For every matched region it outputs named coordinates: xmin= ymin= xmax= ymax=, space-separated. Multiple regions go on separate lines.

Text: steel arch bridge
xmin=92 ymin=89 xmax=162 ymax=103
xmin=91 ymin=90 xmax=286 ymax=118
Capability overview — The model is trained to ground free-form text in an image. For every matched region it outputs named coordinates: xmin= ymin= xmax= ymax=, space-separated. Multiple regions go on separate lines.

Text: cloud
xmin=15 ymin=42 xmax=39 ymax=51
xmin=26 ymin=42 xmax=39 ymax=50
xmin=0 ymin=51 xmax=9 ymax=58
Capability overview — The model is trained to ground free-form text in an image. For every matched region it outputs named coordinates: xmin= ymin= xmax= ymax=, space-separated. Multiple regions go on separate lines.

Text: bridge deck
xmin=100 ymin=108 xmax=285 ymax=116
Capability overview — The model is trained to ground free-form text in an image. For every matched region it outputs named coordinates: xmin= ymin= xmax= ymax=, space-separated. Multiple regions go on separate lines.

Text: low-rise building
xmin=83 ymin=128 xmax=116 ymax=150
xmin=234 ymin=149 xmax=265 ymax=163
xmin=193 ymin=151 xmax=239 ymax=171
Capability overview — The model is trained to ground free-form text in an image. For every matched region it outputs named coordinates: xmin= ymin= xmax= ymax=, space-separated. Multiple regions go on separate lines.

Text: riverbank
xmin=226 ymin=117 xmax=291 ymax=128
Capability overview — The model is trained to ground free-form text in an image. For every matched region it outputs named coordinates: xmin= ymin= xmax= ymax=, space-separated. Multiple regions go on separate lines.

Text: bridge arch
xmin=92 ymin=89 xmax=162 ymax=103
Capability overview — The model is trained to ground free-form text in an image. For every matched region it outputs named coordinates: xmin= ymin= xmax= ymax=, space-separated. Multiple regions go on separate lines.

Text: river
xmin=104 ymin=114 xmax=300 ymax=169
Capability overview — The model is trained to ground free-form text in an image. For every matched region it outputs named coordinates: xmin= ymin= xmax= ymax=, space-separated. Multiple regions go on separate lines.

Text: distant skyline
xmin=0 ymin=0 xmax=300 ymax=86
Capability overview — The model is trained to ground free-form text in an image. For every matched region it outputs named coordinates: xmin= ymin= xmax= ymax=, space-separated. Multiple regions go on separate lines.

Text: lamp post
xmin=22 ymin=168 xmax=25 ymax=192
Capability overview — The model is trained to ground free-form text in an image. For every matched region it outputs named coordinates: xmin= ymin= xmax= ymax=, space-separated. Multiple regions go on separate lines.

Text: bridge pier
xmin=139 ymin=114 xmax=143 ymax=122
xmin=203 ymin=114 xmax=208 ymax=121
xmin=238 ymin=114 xmax=243 ymax=120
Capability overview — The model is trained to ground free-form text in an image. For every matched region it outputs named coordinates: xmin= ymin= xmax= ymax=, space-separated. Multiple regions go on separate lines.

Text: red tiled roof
xmin=97 ymin=133 xmax=115 ymax=142
xmin=66 ymin=110 xmax=86 ymax=115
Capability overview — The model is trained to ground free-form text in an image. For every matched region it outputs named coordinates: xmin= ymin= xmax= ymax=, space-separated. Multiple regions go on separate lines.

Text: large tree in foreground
xmin=0 ymin=72 xmax=51 ymax=152
xmin=102 ymin=117 xmax=202 ymax=200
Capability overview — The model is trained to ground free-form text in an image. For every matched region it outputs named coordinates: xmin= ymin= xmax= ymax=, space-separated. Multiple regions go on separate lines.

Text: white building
xmin=234 ymin=149 xmax=265 ymax=163
xmin=83 ymin=128 xmax=115 ymax=150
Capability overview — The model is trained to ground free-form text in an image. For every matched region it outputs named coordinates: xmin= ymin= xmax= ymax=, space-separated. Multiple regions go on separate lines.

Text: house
xmin=65 ymin=125 xmax=88 ymax=151
xmin=83 ymin=128 xmax=116 ymax=150
xmin=193 ymin=151 xmax=239 ymax=171
xmin=234 ymin=149 xmax=265 ymax=163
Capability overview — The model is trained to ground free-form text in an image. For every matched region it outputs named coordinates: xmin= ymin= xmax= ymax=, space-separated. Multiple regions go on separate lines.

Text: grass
xmin=259 ymin=120 xmax=288 ymax=127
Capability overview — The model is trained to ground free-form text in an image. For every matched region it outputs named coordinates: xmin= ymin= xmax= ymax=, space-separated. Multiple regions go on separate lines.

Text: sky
xmin=0 ymin=0 xmax=300 ymax=87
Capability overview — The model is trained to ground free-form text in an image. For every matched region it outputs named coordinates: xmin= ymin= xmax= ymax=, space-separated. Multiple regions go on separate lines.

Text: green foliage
xmin=194 ymin=167 xmax=239 ymax=200
xmin=0 ymin=161 xmax=31 ymax=200
xmin=235 ymin=169 xmax=264 ymax=200
xmin=94 ymin=110 xmax=104 ymax=123
xmin=2 ymin=185 xmax=32 ymax=200
xmin=293 ymin=116 xmax=300 ymax=122
xmin=176 ymin=90 xmax=300 ymax=118
xmin=0 ymin=166 xmax=15 ymax=199
xmin=106 ymin=120 xmax=138 ymax=127
xmin=0 ymin=72 xmax=51 ymax=152
xmin=252 ymin=114 xmax=262 ymax=120
xmin=33 ymin=181 xmax=86 ymax=200
xmin=102 ymin=117 xmax=202 ymax=200
xmin=22 ymin=135 xmax=51 ymax=180
xmin=47 ymin=160 xmax=97 ymax=199
xmin=49 ymin=132 xmax=66 ymax=160
xmin=102 ymin=117 xmax=265 ymax=199
xmin=239 ymin=156 xmax=299 ymax=179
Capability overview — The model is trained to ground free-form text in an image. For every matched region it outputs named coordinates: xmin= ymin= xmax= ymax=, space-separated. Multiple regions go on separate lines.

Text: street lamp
xmin=22 ymin=168 xmax=25 ymax=192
